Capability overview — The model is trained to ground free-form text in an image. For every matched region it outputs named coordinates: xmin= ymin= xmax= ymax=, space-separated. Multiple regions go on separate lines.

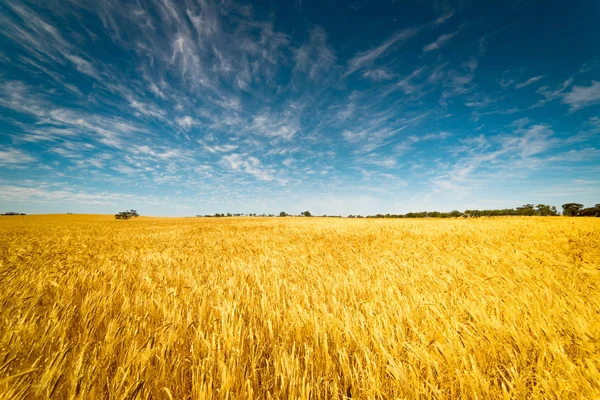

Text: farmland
xmin=0 ymin=215 xmax=599 ymax=399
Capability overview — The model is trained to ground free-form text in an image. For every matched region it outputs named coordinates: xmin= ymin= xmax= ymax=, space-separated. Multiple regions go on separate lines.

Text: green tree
xmin=516 ymin=204 xmax=536 ymax=216
xmin=300 ymin=211 xmax=312 ymax=217
xmin=115 ymin=210 xmax=139 ymax=220
xmin=279 ymin=211 xmax=287 ymax=217
xmin=562 ymin=203 xmax=584 ymax=216
xmin=579 ymin=204 xmax=600 ymax=217
xmin=536 ymin=204 xmax=558 ymax=216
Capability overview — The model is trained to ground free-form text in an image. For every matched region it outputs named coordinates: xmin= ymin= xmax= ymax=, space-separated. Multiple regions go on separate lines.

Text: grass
xmin=0 ymin=215 xmax=599 ymax=399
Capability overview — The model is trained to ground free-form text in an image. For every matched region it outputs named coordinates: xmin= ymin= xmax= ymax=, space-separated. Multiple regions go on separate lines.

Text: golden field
xmin=0 ymin=215 xmax=599 ymax=399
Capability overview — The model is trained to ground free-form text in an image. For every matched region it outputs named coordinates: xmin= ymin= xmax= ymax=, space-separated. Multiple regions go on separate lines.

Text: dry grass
xmin=0 ymin=215 xmax=599 ymax=399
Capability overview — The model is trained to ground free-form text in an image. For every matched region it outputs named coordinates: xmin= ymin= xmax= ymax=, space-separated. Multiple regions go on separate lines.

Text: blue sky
xmin=0 ymin=0 xmax=599 ymax=216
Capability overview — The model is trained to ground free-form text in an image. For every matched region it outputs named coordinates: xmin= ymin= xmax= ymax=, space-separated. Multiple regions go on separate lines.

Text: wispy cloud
xmin=562 ymin=81 xmax=600 ymax=111
xmin=221 ymin=154 xmax=275 ymax=181
xmin=0 ymin=148 xmax=36 ymax=167
xmin=461 ymin=58 xmax=479 ymax=72
xmin=515 ymin=75 xmax=545 ymax=89
xmin=394 ymin=131 xmax=451 ymax=155
xmin=535 ymin=78 xmax=573 ymax=106
xmin=434 ymin=12 xmax=454 ymax=25
xmin=176 ymin=116 xmax=197 ymax=130
xmin=441 ymin=70 xmax=475 ymax=100
xmin=204 ymin=144 xmax=238 ymax=154
xmin=423 ymin=29 xmax=459 ymax=53
xmin=0 ymin=183 xmax=179 ymax=206
xmin=390 ymin=66 xmax=426 ymax=94
xmin=252 ymin=113 xmax=300 ymax=140
xmin=342 ymin=112 xmax=430 ymax=154
xmin=362 ymin=68 xmax=395 ymax=81
xmin=346 ymin=28 xmax=418 ymax=76
xmin=293 ymin=26 xmax=336 ymax=82
xmin=430 ymin=121 xmax=596 ymax=195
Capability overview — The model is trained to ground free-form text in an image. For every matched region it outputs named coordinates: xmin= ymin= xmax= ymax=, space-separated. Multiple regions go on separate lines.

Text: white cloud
xmin=148 ymin=82 xmax=166 ymax=99
xmin=441 ymin=70 xmax=475 ymax=99
xmin=427 ymin=62 xmax=448 ymax=83
xmin=502 ymin=124 xmax=554 ymax=158
xmin=252 ymin=114 xmax=299 ymax=140
xmin=49 ymin=147 xmax=84 ymax=159
xmin=423 ymin=30 xmax=459 ymax=52
xmin=429 ymin=123 xmax=590 ymax=194
xmin=346 ymin=28 xmax=418 ymax=75
xmin=293 ymin=26 xmax=336 ymax=82
xmin=129 ymin=99 xmax=166 ymax=120
xmin=204 ymin=144 xmax=238 ymax=153
xmin=175 ymin=116 xmax=197 ymax=129
xmin=0 ymin=148 xmax=36 ymax=167
xmin=461 ymin=58 xmax=478 ymax=72
xmin=0 ymin=3 xmax=72 ymax=64
xmin=221 ymin=153 xmax=274 ymax=181
xmin=66 ymin=55 xmax=102 ymax=80
xmin=0 ymin=184 xmax=174 ymax=206
xmin=362 ymin=68 xmax=395 ymax=81
xmin=515 ymin=75 xmax=544 ymax=89
xmin=393 ymin=131 xmax=450 ymax=155
xmin=536 ymin=78 xmax=573 ymax=105
xmin=171 ymin=33 xmax=204 ymax=84
xmin=391 ymin=66 xmax=425 ymax=94
xmin=342 ymin=113 xmax=429 ymax=154
xmin=434 ymin=12 xmax=454 ymax=25
xmin=186 ymin=1 xmax=220 ymax=42
xmin=562 ymin=81 xmax=600 ymax=111
xmin=46 ymin=109 xmax=140 ymax=149
xmin=362 ymin=154 xmax=398 ymax=168
xmin=133 ymin=145 xmax=189 ymax=160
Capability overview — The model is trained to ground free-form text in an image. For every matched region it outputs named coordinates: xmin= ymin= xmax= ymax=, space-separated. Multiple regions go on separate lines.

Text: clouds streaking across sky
xmin=0 ymin=0 xmax=599 ymax=216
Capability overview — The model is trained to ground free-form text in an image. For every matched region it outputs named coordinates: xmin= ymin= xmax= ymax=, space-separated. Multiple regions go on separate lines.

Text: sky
xmin=0 ymin=0 xmax=599 ymax=216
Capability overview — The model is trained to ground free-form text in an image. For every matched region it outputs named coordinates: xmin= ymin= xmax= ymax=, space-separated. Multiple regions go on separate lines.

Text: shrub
xmin=115 ymin=210 xmax=139 ymax=220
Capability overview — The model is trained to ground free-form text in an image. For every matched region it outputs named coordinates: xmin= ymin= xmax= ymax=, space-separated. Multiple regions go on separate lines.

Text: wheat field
xmin=0 ymin=215 xmax=599 ymax=399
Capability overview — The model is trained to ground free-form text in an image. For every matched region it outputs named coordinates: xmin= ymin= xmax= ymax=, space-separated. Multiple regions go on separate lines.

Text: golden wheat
xmin=0 ymin=215 xmax=599 ymax=399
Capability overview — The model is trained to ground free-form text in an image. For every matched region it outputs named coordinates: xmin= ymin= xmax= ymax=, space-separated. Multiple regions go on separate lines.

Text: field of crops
xmin=0 ymin=215 xmax=599 ymax=399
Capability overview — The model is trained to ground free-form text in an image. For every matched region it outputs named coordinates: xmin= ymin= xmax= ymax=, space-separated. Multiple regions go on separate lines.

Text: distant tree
xmin=279 ymin=211 xmax=287 ymax=217
xmin=516 ymin=204 xmax=536 ymax=216
xmin=300 ymin=211 xmax=312 ymax=217
xmin=115 ymin=210 xmax=140 ymax=220
xmin=536 ymin=204 xmax=558 ymax=216
xmin=579 ymin=204 xmax=600 ymax=217
xmin=562 ymin=203 xmax=584 ymax=216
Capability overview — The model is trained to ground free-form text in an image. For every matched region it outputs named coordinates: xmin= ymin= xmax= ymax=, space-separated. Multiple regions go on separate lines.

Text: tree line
xmin=192 ymin=203 xmax=600 ymax=219
xmin=365 ymin=203 xmax=599 ymax=218
xmin=197 ymin=211 xmax=314 ymax=218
